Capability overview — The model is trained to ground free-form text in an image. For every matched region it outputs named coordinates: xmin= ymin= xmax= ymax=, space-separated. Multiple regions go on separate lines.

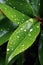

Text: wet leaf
xmin=0 ymin=3 xmax=29 ymax=25
xmin=4 ymin=0 xmax=40 ymax=17
xmin=38 ymin=31 xmax=43 ymax=65
xmin=5 ymin=18 xmax=40 ymax=65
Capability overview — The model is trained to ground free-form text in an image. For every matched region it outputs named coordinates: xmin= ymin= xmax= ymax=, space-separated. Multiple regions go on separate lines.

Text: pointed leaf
xmin=4 ymin=0 xmax=40 ymax=17
xmin=0 ymin=3 xmax=29 ymax=25
xmin=5 ymin=0 xmax=35 ymax=17
xmin=5 ymin=18 xmax=40 ymax=65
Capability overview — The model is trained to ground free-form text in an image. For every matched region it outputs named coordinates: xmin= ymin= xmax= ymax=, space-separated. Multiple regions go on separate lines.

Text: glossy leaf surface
xmin=5 ymin=19 xmax=40 ymax=65
xmin=4 ymin=0 xmax=40 ymax=17
xmin=0 ymin=3 xmax=29 ymax=25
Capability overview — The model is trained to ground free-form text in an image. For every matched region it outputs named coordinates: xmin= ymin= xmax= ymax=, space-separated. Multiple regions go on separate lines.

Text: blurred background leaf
xmin=0 ymin=18 xmax=17 ymax=46
xmin=38 ymin=31 xmax=43 ymax=65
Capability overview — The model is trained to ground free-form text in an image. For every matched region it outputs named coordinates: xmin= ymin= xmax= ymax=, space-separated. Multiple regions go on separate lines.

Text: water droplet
xmin=17 ymin=36 xmax=19 ymax=38
xmin=24 ymin=29 xmax=26 ymax=32
xmin=5 ymin=7 xmax=7 ymax=10
xmin=7 ymin=48 xmax=9 ymax=51
xmin=21 ymin=28 xmax=23 ymax=30
xmin=22 ymin=44 xmax=24 ymax=47
xmin=26 ymin=20 xmax=29 ymax=23
xmin=37 ymin=26 xmax=39 ymax=28
xmin=39 ymin=3 xmax=40 ymax=6
xmin=28 ymin=33 xmax=31 ymax=36
xmin=29 ymin=18 xmax=33 ymax=23
xmin=26 ymin=0 xmax=30 ymax=3
xmin=23 ymin=19 xmax=24 ymax=21
xmin=12 ymin=48 xmax=13 ymax=50
xmin=30 ymin=29 xmax=33 ymax=32
xmin=22 ymin=48 xmax=24 ymax=51
xmin=18 ymin=22 xmax=20 ymax=24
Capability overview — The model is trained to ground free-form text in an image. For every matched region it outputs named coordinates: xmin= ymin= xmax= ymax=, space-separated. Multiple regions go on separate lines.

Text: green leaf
xmin=0 ymin=18 xmax=17 ymax=46
xmin=29 ymin=0 xmax=40 ymax=16
xmin=0 ymin=3 xmax=29 ymax=25
xmin=39 ymin=0 xmax=43 ymax=17
xmin=0 ymin=11 xmax=4 ymax=20
xmin=4 ymin=0 xmax=35 ymax=17
xmin=5 ymin=18 xmax=40 ymax=65
xmin=4 ymin=0 xmax=40 ymax=17
xmin=38 ymin=31 xmax=43 ymax=65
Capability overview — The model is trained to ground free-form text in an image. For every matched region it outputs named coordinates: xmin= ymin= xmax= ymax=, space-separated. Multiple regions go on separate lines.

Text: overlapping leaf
xmin=4 ymin=0 xmax=40 ymax=17
xmin=0 ymin=18 xmax=17 ymax=46
xmin=4 ymin=0 xmax=35 ymax=17
xmin=0 ymin=3 xmax=29 ymax=25
xmin=5 ymin=19 xmax=40 ymax=65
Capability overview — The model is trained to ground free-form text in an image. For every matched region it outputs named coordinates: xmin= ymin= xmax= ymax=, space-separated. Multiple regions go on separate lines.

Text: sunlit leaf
xmin=4 ymin=0 xmax=40 ymax=17
xmin=5 ymin=18 xmax=40 ymax=65
xmin=0 ymin=3 xmax=29 ymax=25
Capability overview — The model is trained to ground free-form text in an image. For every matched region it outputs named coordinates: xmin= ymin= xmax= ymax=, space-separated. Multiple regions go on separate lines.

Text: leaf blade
xmin=5 ymin=19 xmax=40 ymax=65
xmin=0 ymin=3 xmax=29 ymax=25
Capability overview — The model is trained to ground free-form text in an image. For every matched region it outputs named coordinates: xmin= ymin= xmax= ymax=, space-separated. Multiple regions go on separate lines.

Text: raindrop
xmin=28 ymin=33 xmax=31 ymax=36
xmin=37 ymin=26 xmax=39 ymax=28
xmin=23 ymin=19 xmax=24 ymax=21
xmin=22 ymin=44 xmax=24 ymax=47
xmin=17 ymin=35 xmax=19 ymax=38
xmin=22 ymin=48 xmax=24 ymax=51
xmin=30 ymin=28 xmax=33 ymax=32
xmin=39 ymin=3 xmax=40 ymax=6
xmin=26 ymin=20 xmax=29 ymax=23
xmin=29 ymin=18 xmax=33 ymax=23
xmin=24 ymin=29 xmax=26 ymax=32
xmin=7 ymin=48 xmax=9 ymax=51
xmin=21 ymin=28 xmax=23 ymax=30
xmin=5 ymin=7 xmax=7 ymax=10
xmin=12 ymin=48 xmax=13 ymax=50
xmin=26 ymin=0 xmax=30 ymax=3
xmin=18 ymin=22 xmax=20 ymax=24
